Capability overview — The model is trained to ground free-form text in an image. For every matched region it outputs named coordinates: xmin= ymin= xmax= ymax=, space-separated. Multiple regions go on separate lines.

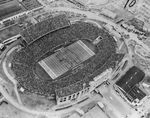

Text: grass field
xmin=0 ymin=24 xmax=20 ymax=42
xmin=0 ymin=0 xmax=25 ymax=20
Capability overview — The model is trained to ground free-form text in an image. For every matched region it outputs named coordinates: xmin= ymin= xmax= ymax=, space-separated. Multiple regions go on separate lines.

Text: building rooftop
xmin=116 ymin=66 xmax=145 ymax=93
xmin=116 ymin=66 xmax=146 ymax=102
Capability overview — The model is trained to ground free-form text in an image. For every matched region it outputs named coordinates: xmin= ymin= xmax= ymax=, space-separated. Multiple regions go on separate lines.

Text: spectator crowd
xmin=11 ymin=17 xmax=121 ymax=98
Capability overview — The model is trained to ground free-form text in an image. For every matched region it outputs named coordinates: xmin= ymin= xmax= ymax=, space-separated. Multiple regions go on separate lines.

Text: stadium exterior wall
xmin=56 ymin=87 xmax=90 ymax=105
xmin=56 ymin=69 xmax=112 ymax=106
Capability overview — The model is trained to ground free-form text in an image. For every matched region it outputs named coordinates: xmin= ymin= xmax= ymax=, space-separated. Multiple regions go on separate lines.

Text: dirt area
xmin=143 ymin=38 xmax=150 ymax=48
xmin=0 ymin=103 xmax=36 ymax=118
xmin=80 ymin=101 xmax=97 ymax=113
xmin=19 ymin=93 xmax=56 ymax=111
xmin=132 ymin=54 xmax=150 ymax=74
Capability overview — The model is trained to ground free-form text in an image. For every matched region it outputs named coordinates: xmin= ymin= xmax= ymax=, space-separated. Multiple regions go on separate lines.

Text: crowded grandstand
xmin=10 ymin=14 xmax=124 ymax=101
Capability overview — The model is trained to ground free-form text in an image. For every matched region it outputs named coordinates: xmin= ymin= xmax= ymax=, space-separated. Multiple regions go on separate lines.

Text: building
xmin=115 ymin=66 xmax=146 ymax=104
xmin=100 ymin=8 xmax=117 ymax=19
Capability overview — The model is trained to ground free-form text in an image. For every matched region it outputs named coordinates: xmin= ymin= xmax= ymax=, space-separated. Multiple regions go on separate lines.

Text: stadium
xmin=8 ymin=14 xmax=124 ymax=105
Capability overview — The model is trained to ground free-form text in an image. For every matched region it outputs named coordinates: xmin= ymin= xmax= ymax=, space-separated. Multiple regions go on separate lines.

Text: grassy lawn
xmin=0 ymin=24 xmax=20 ymax=42
xmin=0 ymin=0 xmax=25 ymax=20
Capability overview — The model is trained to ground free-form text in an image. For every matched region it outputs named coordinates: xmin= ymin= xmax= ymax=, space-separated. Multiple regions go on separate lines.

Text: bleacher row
xmin=11 ymin=20 xmax=119 ymax=97
xmin=24 ymin=21 xmax=104 ymax=61
xmin=21 ymin=14 xmax=71 ymax=45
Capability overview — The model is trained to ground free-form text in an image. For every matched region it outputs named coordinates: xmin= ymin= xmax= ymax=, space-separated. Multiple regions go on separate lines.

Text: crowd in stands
xmin=53 ymin=36 xmax=119 ymax=97
xmin=11 ymin=20 xmax=120 ymax=98
xmin=21 ymin=14 xmax=70 ymax=45
xmin=22 ymin=21 xmax=103 ymax=61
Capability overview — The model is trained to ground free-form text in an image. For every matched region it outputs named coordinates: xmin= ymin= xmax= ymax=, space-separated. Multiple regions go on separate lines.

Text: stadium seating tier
xmin=11 ymin=19 xmax=119 ymax=97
